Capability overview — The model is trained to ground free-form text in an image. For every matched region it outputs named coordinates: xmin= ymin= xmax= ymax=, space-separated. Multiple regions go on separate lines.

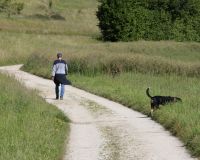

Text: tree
xmin=48 ymin=0 xmax=52 ymax=10
xmin=147 ymin=0 xmax=200 ymax=21
xmin=97 ymin=0 xmax=200 ymax=41
xmin=0 ymin=0 xmax=24 ymax=17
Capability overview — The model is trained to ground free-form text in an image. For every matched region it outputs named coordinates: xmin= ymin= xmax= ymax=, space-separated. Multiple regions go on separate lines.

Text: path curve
xmin=0 ymin=65 xmax=197 ymax=160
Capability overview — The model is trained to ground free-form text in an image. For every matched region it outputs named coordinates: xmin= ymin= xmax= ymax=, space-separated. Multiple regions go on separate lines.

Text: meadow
xmin=0 ymin=0 xmax=200 ymax=159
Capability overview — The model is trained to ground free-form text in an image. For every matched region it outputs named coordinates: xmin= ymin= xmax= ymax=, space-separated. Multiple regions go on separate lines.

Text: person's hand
xmin=51 ymin=76 xmax=54 ymax=81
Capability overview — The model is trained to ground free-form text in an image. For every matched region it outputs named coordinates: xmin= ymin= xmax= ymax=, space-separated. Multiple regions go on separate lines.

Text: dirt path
xmin=0 ymin=65 xmax=197 ymax=160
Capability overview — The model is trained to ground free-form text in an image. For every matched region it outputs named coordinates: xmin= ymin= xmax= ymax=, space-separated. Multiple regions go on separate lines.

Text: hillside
xmin=1 ymin=0 xmax=200 ymax=159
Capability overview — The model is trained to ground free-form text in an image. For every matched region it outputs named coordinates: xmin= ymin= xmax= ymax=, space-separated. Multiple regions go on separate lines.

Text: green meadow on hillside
xmin=0 ymin=0 xmax=200 ymax=159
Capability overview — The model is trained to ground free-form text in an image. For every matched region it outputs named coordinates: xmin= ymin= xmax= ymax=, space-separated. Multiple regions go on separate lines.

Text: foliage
xmin=97 ymin=0 xmax=200 ymax=41
xmin=0 ymin=0 xmax=24 ymax=17
xmin=48 ymin=0 xmax=52 ymax=9
xmin=96 ymin=0 xmax=135 ymax=41
xmin=147 ymin=0 xmax=200 ymax=21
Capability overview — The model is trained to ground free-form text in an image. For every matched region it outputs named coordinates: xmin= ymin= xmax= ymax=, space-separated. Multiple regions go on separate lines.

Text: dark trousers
xmin=55 ymin=83 xmax=65 ymax=98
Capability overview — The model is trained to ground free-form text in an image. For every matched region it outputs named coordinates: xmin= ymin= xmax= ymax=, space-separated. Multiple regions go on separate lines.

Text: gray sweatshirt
xmin=52 ymin=59 xmax=68 ymax=77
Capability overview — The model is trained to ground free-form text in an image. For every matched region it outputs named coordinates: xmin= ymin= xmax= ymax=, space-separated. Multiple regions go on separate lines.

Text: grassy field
xmin=0 ymin=73 xmax=69 ymax=160
xmin=70 ymin=73 xmax=200 ymax=155
xmin=1 ymin=0 xmax=200 ymax=159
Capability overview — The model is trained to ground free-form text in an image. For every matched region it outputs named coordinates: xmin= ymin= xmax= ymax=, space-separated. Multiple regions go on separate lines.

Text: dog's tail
xmin=175 ymin=97 xmax=182 ymax=102
xmin=146 ymin=88 xmax=152 ymax=98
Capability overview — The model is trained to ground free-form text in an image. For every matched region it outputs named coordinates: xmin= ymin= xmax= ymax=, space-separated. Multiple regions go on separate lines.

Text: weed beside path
xmin=0 ymin=73 xmax=69 ymax=160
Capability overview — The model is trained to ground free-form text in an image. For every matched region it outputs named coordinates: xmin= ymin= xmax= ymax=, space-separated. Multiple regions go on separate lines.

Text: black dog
xmin=146 ymin=88 xmax=182 ymax=116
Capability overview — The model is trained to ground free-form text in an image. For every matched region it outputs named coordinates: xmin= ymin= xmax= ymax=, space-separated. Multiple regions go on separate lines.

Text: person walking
xmin=52 ymin=53 xmax=69 ymax=100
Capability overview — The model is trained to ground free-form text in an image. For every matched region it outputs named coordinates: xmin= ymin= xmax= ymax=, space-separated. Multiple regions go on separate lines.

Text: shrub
xmin=0 ymin=0 xmax=24 ymax=17
xmin=96 ymin=0 xmax=135 ymax=41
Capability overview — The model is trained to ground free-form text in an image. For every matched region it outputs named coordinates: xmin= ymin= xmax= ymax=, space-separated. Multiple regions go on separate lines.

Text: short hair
xmin=57 ymin=52 xmax=62 ymax=58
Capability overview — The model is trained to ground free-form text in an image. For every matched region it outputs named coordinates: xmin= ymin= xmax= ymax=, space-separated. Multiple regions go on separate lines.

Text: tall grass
xmin=0 ymin=73 xmax=69 ymax=160
xmin=23 ymin=51 xmax=200 ymax=78
xmin=1 ymin=30 xmax=200 ymax=67
xmin=69 ymin=73 xmax=200 ymax=157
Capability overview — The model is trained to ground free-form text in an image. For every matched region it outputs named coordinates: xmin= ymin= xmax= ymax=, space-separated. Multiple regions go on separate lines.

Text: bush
xmin=97 ymin=0 xmax=200 ymax=41
xmin=96 ymin=0 xmax=135 ymax=41
xmin=0 ymin=0 xmax=24 ymax=17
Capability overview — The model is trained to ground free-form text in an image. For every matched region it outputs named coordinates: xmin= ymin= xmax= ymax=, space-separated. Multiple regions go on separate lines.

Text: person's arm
xmin=65 ymin=63 xmax=68 ymax=75
xmin=52 ymin=62 xmax=56 ymax=80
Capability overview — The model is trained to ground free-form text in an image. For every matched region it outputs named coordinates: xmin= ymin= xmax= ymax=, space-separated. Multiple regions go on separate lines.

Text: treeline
xmin=97 ymin=0 xmax=200 ymax=41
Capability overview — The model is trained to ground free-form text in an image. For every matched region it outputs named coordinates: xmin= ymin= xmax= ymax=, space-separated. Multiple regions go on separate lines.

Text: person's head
xmin=57 ymin=52 xmax=62 ymax=60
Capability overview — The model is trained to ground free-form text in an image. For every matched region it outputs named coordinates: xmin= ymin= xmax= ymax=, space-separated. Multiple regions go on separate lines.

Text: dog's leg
xmin=150 ymin=103 xmax=155 ymax=117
